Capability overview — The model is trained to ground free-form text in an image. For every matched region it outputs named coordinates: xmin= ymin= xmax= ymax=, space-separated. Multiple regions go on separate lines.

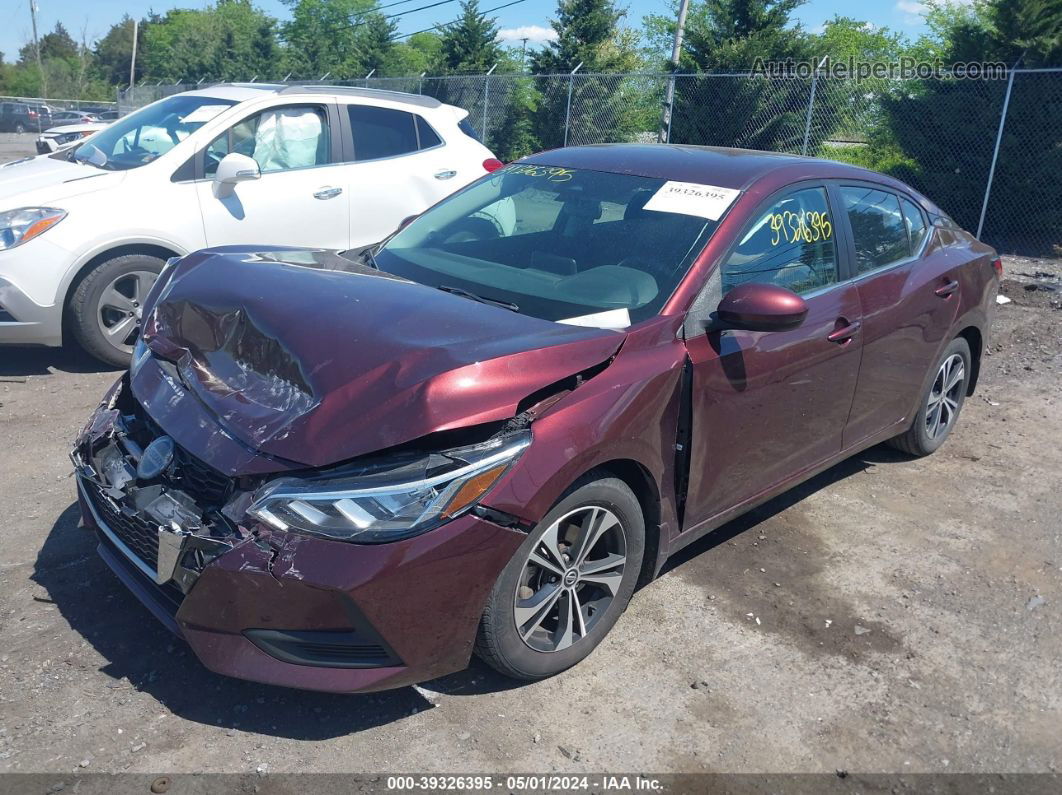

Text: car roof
xmin=177 ymin=82 xmax=443 ymax=111
xmin=523 ymin=143 xmax=934 ymax=208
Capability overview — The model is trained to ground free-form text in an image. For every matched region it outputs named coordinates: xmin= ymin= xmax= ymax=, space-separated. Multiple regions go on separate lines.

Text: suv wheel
xmin=68 ymin=253 xmax=163 ymax=367
xmin=888 ymin=337 xmax=971 ymax=457
xmin=475 ymin=474 xmax=645 ymax=680
xmin=14 ymin=122 xmax=25 ymax=134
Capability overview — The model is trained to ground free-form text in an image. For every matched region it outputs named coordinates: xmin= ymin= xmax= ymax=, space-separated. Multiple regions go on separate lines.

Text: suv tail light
xmin=482 ymin=158 xmax=504 ymax=173
xmin=28 ymin=110 xmax=37 ymax=119
xmin=991 ymin=257 xmax=1003 ymax=277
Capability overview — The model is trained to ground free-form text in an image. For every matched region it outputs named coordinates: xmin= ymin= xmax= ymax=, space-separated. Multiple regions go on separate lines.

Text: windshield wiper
xmin=437 ymin=285 xmax=519 ymax=313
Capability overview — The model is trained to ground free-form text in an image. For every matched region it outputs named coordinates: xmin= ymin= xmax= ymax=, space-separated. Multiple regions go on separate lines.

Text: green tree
xmin=439 ymin=0 xmax=502 ymax=73
xmin=95 ymin=16 xmax=148 ymax=86
xmin=645 ymin=0 xmax=814 ymax=151
xmin=143 ymin=0 xmax=280 ymax=81
xmin=530 ymin=0 xmax=641 ymax=149
xmin=357 ymin=13 xmax=398 ymax=75
xmin=19 ymin=22 xmax=79 ymax=63
xmin=281 ymin=0 xmax=376 ymax=78
xmin=880 ymin=0 xmax=1061 ymax=253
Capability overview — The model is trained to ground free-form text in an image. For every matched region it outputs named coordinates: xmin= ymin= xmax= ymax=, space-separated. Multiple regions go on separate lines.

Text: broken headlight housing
xmin=247 ymin=431 xmax=530 ymax=543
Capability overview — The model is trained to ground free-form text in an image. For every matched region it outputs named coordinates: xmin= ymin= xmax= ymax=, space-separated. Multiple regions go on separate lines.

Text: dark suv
xmin=0 ymin=102 xmax=51 ymax=133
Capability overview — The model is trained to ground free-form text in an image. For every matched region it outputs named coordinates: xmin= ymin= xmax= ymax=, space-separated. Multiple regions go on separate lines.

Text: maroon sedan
xmin=72 ymin=144 xmax=1000 ymax=692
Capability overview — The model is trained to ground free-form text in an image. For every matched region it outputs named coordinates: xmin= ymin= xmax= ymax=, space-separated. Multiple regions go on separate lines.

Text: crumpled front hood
xmin=0 ymin=154 xmax=121 ymax=206
xmin=133 ymin=247 xmax=624 ymax=470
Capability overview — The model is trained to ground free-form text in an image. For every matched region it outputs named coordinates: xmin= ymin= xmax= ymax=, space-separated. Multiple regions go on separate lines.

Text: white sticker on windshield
xmin=181 ymin=104 xmax=231 ymax=124
xmin=643 ymin=181 xmax=740 ymax=220
xmin=556 ymin=308 xmax=631 ymax=330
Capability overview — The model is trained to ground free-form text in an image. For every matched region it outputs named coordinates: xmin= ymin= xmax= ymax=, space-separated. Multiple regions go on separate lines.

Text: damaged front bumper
xmin=72 ymin=377 xmax=527 ymax=692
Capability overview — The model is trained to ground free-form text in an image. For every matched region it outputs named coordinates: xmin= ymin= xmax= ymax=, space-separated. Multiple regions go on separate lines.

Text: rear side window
xmin=841 ymin=186 xmax=909 ymax=274
xmin=901 ymin=198 xmax=928 ymax=253
xmin=416 ymin=115 xmax=442 ymax=148
xmin=721 ymin=186 xmax=838 ymax=296
xmin=348 ymin=105 xmax=418 ymax=161
xmin=458 ymin=118 xmax=481 ymax=142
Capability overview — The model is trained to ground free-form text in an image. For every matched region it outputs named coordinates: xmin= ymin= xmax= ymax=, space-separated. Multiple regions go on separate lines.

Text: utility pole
xmin=657 ymin=0 xmax=690 ymax=143
xmin=520 ymin=37 xmax=528 ymax=71
xmin=129 ymin=19 xmax=139 ymax=91
xmin=30 ymin=0 xmax=47 ymax=100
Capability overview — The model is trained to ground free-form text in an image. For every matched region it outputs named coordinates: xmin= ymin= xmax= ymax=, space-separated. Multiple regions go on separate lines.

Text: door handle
xmin=434 ymin=169 xmax=458 ymax=180
xmin=313 ymin=186 xmax=342 ymax=200
xmin=935 ymin=279 xmax=960 ymax=297
xmin=827 ymin=319 xmax=862 ymax=344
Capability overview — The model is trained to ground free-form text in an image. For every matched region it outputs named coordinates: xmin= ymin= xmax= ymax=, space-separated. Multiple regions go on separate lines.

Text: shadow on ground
xmin=32 ymin=444 xmax=913 ymax=738
xmin=660 ymin=444 xmax=912 ymax=662
xmin=1 ymin=346 xmax=120 ymax=377
xmin=31 ymin=503 xmax=523 ymax=741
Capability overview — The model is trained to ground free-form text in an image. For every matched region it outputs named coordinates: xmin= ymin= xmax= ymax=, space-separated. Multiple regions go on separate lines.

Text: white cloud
xmin=896 ymin=0 xmax=973 ymax=24
xmin=496 ymin=25 xmax=557 ymax=45
xmin=896 ymin=0 xmax=927 ymax=24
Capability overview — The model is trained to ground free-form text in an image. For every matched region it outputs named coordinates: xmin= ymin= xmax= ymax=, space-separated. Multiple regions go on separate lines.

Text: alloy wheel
xmin=96 ymin=270 xmax=158 ymax=355
xmin=514 ymin=505 xmax=627 ymax=653
xmin=926 ymin=353 xmax=965 ymax=440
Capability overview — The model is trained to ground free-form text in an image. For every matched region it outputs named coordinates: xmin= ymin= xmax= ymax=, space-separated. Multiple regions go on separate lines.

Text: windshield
xmin=73 ymin=94 xmax=236 ymax=171
xmin=375 ymin=165 xmax=724 ymax=326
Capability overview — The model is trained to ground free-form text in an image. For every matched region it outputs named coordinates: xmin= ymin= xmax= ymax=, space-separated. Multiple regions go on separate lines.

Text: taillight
xmin=991 ymin=257 xmax=1003 ymax=278
xmin=28 ymin=110 xmax=37 ymax=119
xmin=482 ymin=158 xmax=504 ymax=173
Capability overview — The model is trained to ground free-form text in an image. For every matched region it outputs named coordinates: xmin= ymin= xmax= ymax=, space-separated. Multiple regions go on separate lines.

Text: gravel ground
xmin=0 ymin=132 xmax=1059 ymax=774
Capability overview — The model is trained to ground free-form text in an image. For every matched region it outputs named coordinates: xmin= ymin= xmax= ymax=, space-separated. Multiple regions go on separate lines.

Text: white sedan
xmin=0 ymin=83 xmax=502 ymax=365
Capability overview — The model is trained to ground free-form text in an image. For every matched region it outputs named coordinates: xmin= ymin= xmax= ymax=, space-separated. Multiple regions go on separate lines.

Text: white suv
xmin=0 ymin=84 xmax=501 ymax=365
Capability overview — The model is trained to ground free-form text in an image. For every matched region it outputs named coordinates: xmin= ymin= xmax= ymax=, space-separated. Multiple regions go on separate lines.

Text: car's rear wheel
xmin=888 ymin=336 xmax=971 ymax=456
xmin=14 ymin=122 xmax=25 ymax=134
xmin=475 ymin=474 xmax=644 ymax=680
xmin=68 ymin=253 xmax=163 ymax=368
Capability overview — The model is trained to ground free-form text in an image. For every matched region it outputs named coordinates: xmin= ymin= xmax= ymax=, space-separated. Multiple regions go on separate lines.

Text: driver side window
xmin=205 ymin=104 xmax=330 ymax=176
xmin=721 ymin=187 xmax=838 ymax=296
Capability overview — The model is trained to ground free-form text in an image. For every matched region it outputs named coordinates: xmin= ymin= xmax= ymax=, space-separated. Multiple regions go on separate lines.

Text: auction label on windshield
xmin=643 ymin=181 xmax=740 ymax=220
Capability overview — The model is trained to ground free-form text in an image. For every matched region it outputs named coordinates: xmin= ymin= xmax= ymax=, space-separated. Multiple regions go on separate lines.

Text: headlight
xmin=0 ymin=207 xmax=66 ymax=250
xmin=247 ymin=431 xmax=531 ymax=543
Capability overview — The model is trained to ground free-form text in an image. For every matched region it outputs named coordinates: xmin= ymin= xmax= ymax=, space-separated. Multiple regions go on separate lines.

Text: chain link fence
xmin=117 ymin=69 xmax=1061 ymax=256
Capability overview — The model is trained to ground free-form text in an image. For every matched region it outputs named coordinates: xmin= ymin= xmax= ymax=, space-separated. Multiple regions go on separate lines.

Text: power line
xmin=397 ymin=0 xmax=528 ymax=40
xmin=384 ymin=0 xmax=458 ymax=23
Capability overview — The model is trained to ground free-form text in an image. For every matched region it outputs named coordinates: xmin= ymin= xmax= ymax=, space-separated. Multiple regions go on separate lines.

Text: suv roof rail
xmin=278 ymin=84 xmax=442 ymax=109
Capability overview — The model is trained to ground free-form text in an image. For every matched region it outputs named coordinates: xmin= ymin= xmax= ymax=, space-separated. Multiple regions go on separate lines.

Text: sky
xmin=1 ymin=0 xmax=937 ymax=69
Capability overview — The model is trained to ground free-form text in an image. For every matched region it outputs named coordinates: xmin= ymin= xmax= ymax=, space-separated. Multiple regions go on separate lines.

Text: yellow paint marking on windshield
xmin=769 ymin=210 xmax=833 ymax=246
xmin=504 ymin=165 xmax=575 ymax=182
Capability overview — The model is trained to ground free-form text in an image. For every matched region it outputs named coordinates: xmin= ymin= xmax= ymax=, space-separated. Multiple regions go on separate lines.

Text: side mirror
xmin=714 ymin=283 xmax=808 ymax=332
xmin=212 ymin=153 xmax=260 ymax=198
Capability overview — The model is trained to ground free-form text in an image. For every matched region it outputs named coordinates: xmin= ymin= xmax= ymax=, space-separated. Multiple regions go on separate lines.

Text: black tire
xmin=888 ymin=337 xmax=972 ymax=457
xmin=475 ymin=473 xmax=645 ymax=680
xmin=68 ymin=253 xmax=164 ymax=368
xmin=14 ymin=122 xmax=25 ymax=134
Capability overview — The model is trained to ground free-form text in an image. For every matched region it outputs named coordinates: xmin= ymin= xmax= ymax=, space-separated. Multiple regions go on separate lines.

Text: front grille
xmin=86 ymin=479 xmax=159 ymax=569
xmin=171 ymin=445 xmax=233 ymax=505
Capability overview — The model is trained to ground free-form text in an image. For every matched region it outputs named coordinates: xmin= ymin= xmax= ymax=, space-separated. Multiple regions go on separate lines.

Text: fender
xmin=56 ymin=235 xmax=190 ymax=313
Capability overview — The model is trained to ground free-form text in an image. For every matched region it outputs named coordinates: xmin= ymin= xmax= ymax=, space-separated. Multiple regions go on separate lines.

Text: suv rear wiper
xmin=437 ymin=285 xmax=519 ymax=313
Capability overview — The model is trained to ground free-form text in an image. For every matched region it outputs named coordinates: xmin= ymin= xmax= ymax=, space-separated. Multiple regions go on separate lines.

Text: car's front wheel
xmin=475 ymin=474 xmax=645 ymax=680
xmin=68 ymin=253 xmax=163 ymax=368
xmin=889 ymin=336 xmax=972 ymax=456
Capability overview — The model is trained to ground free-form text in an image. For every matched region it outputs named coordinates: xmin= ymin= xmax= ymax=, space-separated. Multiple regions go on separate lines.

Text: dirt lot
xmin=0 ymin=132 xmax=1059 ymax=775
